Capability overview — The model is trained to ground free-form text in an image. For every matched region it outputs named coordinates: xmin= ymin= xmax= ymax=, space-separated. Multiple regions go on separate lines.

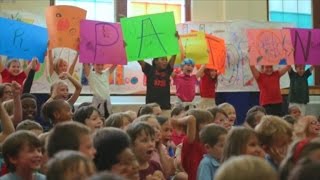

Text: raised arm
xmin=11 ymin=81 xmax=22 ymax=126
xmin=171 ymin=115 xmax=196 ymax=143
xmin=108 ymin=64 xmax=117 ymax=74
xmin=279 ymin=65 xmax=291 ymax=77
xmin=68 ymin=51 xmax=79 ymax=75
xmin=196 ymin=64 xmax=206 ymax=78
xmin=24 ymin=57 xmax=38 ymax=76
xmin=168 ymin=55 xmax=177 ymax=68
xmin=138 ymin=60 xmax=146 ymax=69
xmin=0 ymin=100 xmax=15 ymax=143
xmin=83 ymin=63 xmax=91 ymax=78
xmin=23 ymin=58 xmax=39 ymax=93
xmin=65 ymin=73 xmax=82 ymax=105
xmin=47 ymin=49 xmax=54 ymax=76
xmin=250 ymin=65 xmax=260 ymax=80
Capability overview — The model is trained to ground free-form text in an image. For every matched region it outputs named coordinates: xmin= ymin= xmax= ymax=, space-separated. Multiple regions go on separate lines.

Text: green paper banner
xmin=121 ymin=12 xmax=180 ymax=61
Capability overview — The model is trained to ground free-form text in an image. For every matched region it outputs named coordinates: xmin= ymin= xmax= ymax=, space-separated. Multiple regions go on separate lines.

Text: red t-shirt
xmin=257 ymin=71 xmax=282 ymax=106
xmin=199 ymin=72 xmax=217 ymax=98
xmin=173 ymin=74 xmax=197 ymax=102
xmin=139 ymin=160 xmax=162 ymax=180
xmin=172 ymin=129 xmax=186 ymax=146
xmin=1 ymin=69 xmax=26 ymax=86
xmin=181 ymin=137 xmax=206 ymax=180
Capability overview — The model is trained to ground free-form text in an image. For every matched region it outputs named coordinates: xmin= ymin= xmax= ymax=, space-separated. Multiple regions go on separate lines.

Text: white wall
xmin=191 ymin=0 xmax=267 ymax=21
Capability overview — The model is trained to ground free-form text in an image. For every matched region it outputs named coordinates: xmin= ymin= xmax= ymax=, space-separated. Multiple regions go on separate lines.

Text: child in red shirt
xmin=172 ymin=109 xmax=213 ymax=180
xmin=0 ymin=57 xmax=38 ymax=86
xmin=198 ymin=66 xmax=218 ymax=109
xmin=250 ymin=65 xmax=290 ymax=116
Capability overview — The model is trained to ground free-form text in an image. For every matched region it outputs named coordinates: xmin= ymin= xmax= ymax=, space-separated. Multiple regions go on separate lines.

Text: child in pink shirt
xmin=172 ymin=58 xmax=204 ymax=104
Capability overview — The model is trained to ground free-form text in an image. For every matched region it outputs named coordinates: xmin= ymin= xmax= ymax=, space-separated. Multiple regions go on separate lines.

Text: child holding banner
xmin=172 ymin=58 xmax=205 ymax=108
xmin=47 ymin=49 xmax=79 ymax=84
xmin=250 ymin=65 xmax=291 ymax=116
xmin=83 ymin=63 xmax=117 ymax=119
xmin=138 ymin=55 xmax=176 ymax=117
xmin=288 ymin=65 xmax=314 ymax=115
xmin=0 ymin=57 xmax=38 ymax=87
xmin=198 ymin=67 xmax=218 ymax=109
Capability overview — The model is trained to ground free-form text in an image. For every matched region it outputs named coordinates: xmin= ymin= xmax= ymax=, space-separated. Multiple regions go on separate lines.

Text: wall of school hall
xmin=192 ymin=0 xmax=267 ymax=22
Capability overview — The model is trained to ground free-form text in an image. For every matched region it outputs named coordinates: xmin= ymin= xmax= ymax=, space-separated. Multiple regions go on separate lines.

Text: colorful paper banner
xmin=176 ymin=31 xmax=209 ymax=65
xmin=46 ymin=5 xmax=86 ymax=50
xmin=288 ymin=28 xmax=320 ymax=65
xmin=0 ymin=17 xmax=48 ymax=62
xmin=120 ymin=12 xmax=180 ymax=61
xmin=206 ymin=34 xmax=226 ymax=73
xmin=247 ymin=29 xmax=294 ymax=65
xmin=79 ymin=20 xmax=127 ymax=65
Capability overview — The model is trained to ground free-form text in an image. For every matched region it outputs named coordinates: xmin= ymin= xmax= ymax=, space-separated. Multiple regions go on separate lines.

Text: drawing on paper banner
xmin=46 ymin=5 xmax=87 ymax=50
xmin=247 ymin=29 xmax=294 ymax=65
xmin=80 ymin=20 xmax=127 ymax=65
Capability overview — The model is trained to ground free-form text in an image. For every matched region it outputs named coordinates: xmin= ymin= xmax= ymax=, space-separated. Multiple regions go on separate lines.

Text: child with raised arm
xmin=250 ymin=65 xmax=291 ymax=116
xmin=46 ymin=72 xmax=82 ymax=106
xmin=47 ymin=48 xmax=78 ymax=83
xmin=288 ymin=65 xmax=314 ymax=115
xmin=138 ymin=55 xmax=176 ymax=117
xmin=171 ymin=59 xmax=205 ymax=107
xmin=198 ymin=66 xmax=218 ymax=109
xmin=0 ymin=57 xmax=38 ymax=86
xmin=83 ymin=63 xmax=117 ymax=119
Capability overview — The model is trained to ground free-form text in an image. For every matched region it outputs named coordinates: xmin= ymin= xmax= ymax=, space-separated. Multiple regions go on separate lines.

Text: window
xmin=269 ymin=0 xmax=313 ymax=85
xmin=127 ymin=0 xmax=185 ymax=23
xmin=55 ymin=0 xmax=115 ymax=22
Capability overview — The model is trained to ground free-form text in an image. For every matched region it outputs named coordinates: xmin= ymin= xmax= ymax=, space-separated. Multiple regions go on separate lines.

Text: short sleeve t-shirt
xmin=199 ymin=71 xmax=217 ymax=98
xmin=139 ymin=160 xmax=162 ymax=180
xmin=288 ymin=69 xmax=311 ymax=104
xmin=142 ymin=63 xmax=173 ymax=110
xmin=1 ymin=69 xmax=26 ymax=86
xmin=173 ymin=74 xmax=197 ymax=102
xmin=88 ymin=70 xmax=110 ymax=100
xmin=257 ymin=71 xmax=282 ymax=106
xmin=181 ymin=137 xmax=206 ymax=180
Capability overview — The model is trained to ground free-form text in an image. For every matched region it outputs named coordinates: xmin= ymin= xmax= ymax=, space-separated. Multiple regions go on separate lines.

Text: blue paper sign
xmin=0 ymin=17 xmax=48 ymax=62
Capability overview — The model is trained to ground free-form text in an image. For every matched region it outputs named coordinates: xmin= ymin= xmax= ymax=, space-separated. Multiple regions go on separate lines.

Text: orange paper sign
xmin=206 ymin=34 xmax=226 ymax=74
xmin=46 ymin=5 xmax=86 ymax=50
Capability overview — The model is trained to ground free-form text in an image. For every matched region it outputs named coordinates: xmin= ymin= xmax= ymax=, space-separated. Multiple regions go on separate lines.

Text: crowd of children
xmin=0 ymin=30 xmax=319 ymax=180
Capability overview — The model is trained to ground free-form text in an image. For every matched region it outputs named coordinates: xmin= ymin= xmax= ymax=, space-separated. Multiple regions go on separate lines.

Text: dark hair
xmin=16 ymin=120 xmax=43 ymax=131
xmin=156 ymin=116 xmax=169 ymax=126
xmin=41 ymin=99 xmax=68 ymax=124
xmin=138 ymin=103 xmax=160 ymax=117
xmin=127 ymin=122 xmax=155 ymax=143
xmin=47 ymin=150 xmax=95 ymax=180
xmin=2 ymin=131 xmax=41 ymax=172
xmin=77 ymin=102 xmax=92 ymax=109
xmin=283 ymin=115 xmax=297 ymax=125
xmin=186 ymin=109 xmax=213 ymax=129
xmin=200 ymin=124 xmax=227 ymax=146
xmin=246 ymin=106 xmax=266 ymax=116
xmin=74 ymin=106 xmax=101 ymax=124
xmin=21 ymin=93 xmax=38 ymax=101
xmin=171 ymin=104 xmax=185 ymax=117
xmin=207 ymin=107 xmax=227 ymax=120
xmin=104 ymin=113 xmax=129 ymax=128
xmin=93 ymin=128 xmax=130 ymax=171
xmin=47 ymin=121 xmax=91 ymax=158
xmin=89 ymin=172 xmax=126 ymax=180
xmin=222 ymin=127 xmax=258 ymax=162
xmin=0 ymin=83 xmax=11 ymax=98
xmin=288 ymin=157 xmax=320 ymax=180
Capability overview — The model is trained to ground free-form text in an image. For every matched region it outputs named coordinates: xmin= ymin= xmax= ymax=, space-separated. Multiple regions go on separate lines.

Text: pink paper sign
xmin=247 ymin=29 xmax=294 ymax=65
xmin=80 ymin=20 xmax=127 ymax=65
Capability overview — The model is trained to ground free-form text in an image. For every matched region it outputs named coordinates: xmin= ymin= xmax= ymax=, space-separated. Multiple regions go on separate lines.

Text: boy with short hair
xmin=16 ymin=120 xmax=44 ymax=136
xmin=0 ymin=131 xmax=45 ymax=180
xmin=197 ymin=124 xmax=228 ymax=180
xmin=255 ymin=115 xmax=292 ymax=170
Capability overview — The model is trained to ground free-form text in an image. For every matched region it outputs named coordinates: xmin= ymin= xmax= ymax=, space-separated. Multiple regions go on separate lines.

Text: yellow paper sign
xmin=46 ymin=5 xmax=86 ymax=50
xmin=176 ymin=31 xmax=209 ymax=65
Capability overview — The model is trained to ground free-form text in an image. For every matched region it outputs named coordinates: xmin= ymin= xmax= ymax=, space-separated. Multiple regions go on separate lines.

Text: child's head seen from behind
xmin=41 ymin=99 xmax=73 ymax=125
xmin=16 ymin=120 xmax=43 ymax=136
xmin=207 ymin=107 xmax=228 ymax=129
xmin=104 ymin=112 xmax=131 ymax=130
